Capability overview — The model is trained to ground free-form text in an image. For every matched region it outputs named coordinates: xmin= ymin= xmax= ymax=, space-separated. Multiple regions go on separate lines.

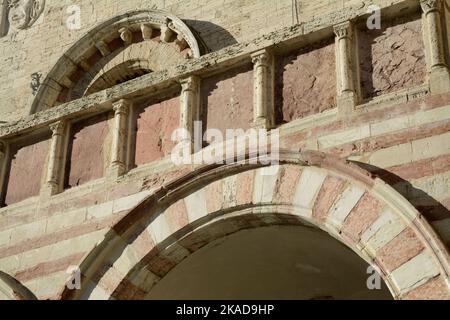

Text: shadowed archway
xmin=30 ymin=9 xmax=208 ymax=114
xmin=60 ymin=150 xmax=450 ymax=300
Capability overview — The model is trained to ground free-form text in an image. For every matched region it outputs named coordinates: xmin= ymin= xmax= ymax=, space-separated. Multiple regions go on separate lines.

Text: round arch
xmin=60 ymin=150 xmax=450 ymax=300
xmin=0 ymin=271 xmax=37 ymax=300
xmin=31 ymin=9 xmax=208 ymax=113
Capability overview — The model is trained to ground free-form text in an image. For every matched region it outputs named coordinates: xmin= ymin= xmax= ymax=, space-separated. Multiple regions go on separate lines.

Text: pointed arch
xmin=59 ymin=150 xmax=450 ymax=300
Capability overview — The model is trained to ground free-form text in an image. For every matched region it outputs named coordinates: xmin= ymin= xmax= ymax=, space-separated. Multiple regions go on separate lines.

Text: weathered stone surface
xmin=358 ymin=14 xmax=426 ymax=100
xmin=164 ymin=199 xmax=189 ymax=233
xmin=66 ymin=113 xmax=111 ymax=188
xmin=292 ymin=167 xmax=326 ymax=210
xmin=133 ymin=94 xmax=180 ymax=166
xmin=341 ymin=193 xmax=384 ymax=242
xmin=273 ymin=166 xmax=302 ymax=204
xmin=376 ymin=228 xmax=425 ymax=272
xmin=252 ymin=167 xmax=279 ymax=204
xmin=4 ymin=137 xmax=50 ymax=206
xmin=275 ymin=39 xmax=336 ymax=123
xmin=236 ymin=170 xmax=254 ymax=206
xmin=390 ymin=251 xmax=441 ymax=293
xmin=360 ymin=209 xmax=406 ymax=255
xmin=202 ymin=64 xmax=254 ymax=135
xmin=205 ymin=179 xmax=224 ymax=213
xmin=402 ymin=276 xmax=450 ymax=300
xmin=184 ymin=189 xmax=208 ymax=223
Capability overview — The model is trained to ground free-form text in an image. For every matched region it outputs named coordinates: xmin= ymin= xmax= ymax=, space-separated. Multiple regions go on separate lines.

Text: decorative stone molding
xmin=140 ymin=23 xmax=153 ymax=40
xmin=0 ymin=1 xmax=7 ymax=37
xmin=160 ymin=23 xmax=174 ymax=43
xmin=334 ymin=21 xmax=357 ymax=117
xmin=41 ymin=121 xmax=67 ymax=197
xmin=61 ymin=150 xmax=450 ymax=300
xmin=0 ymin=0 xmax=45 ymax=37
xmin=119 ymin=27 xmax=133 ymax=46
xmin=0 ymin=140 xmax=7 ymax=206
xmin=107 ymin=99 xmax=132 ymax=179
xmin=420 ymin=0 xmax=450 ymax=94
xmin=180 ymin=76 xmax=201 ymax=153
xmin=251 ymin=49 xmax=274 ymax=129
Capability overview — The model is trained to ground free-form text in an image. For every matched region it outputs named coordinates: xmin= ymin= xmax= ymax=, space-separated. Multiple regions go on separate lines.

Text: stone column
xmin=251 ymin=49 xmax=274 ymax=129
xmin=42 ymin=121 xmax=67 ymax=197
xmin=420 ymin=0 xmax=450 ymax=93
xmin=180 ymin=76 xmax=201 ymax=153
xmin=0 ymin=140 xmax=7 ymax=205
xmin=108 ymin=99 xmax=132 ymax=179
xmin=334 ymin=21 xmax=357 ymax=116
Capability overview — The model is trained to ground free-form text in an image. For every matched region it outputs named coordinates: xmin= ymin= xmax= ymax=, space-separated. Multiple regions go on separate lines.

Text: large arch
xmin=31 ymin=9 xmax=208 ymax=114
xmin=60 ymin=150 xmax=450 ymax=300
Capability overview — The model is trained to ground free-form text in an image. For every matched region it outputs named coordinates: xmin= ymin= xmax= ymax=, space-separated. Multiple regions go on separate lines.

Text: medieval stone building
xmin=0 ymin=0 xmax=449 ymax=300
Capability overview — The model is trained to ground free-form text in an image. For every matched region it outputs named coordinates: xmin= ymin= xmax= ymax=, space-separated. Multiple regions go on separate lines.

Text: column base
xmin=337 ymin=92 xmax=357 ymax=118
xmin=429 ymin=67 xmax=450 ymax=94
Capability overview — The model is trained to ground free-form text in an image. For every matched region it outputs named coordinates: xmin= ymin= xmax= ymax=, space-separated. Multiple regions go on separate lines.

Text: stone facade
xmin=0 ymin=0 xmax=450 ymax=300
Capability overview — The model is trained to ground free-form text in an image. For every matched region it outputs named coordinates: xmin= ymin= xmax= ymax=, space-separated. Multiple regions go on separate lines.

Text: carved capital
xmin=420 ymin=0 xmax=441 ymax=15
xmin=160 ymin=23 xmax=174 ymax=43
xmin=251 ymin=49 xmax=271 ymax=67
xmin=113 ymin=99 xmax=132 ymax=115
xmin=119 ymin=27 xmax=132 ymax=45
xmin=49 ymin=121 xmax=66 ymax=137
xmin=334 ymin=21 xmax=353 ymax=40
xmin=180 ymin=76 xmax=200 ymax=92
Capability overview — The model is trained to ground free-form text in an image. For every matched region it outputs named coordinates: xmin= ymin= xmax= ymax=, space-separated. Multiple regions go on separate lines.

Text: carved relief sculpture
xmin=0 ymin=0 xmax=45 ymax=37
